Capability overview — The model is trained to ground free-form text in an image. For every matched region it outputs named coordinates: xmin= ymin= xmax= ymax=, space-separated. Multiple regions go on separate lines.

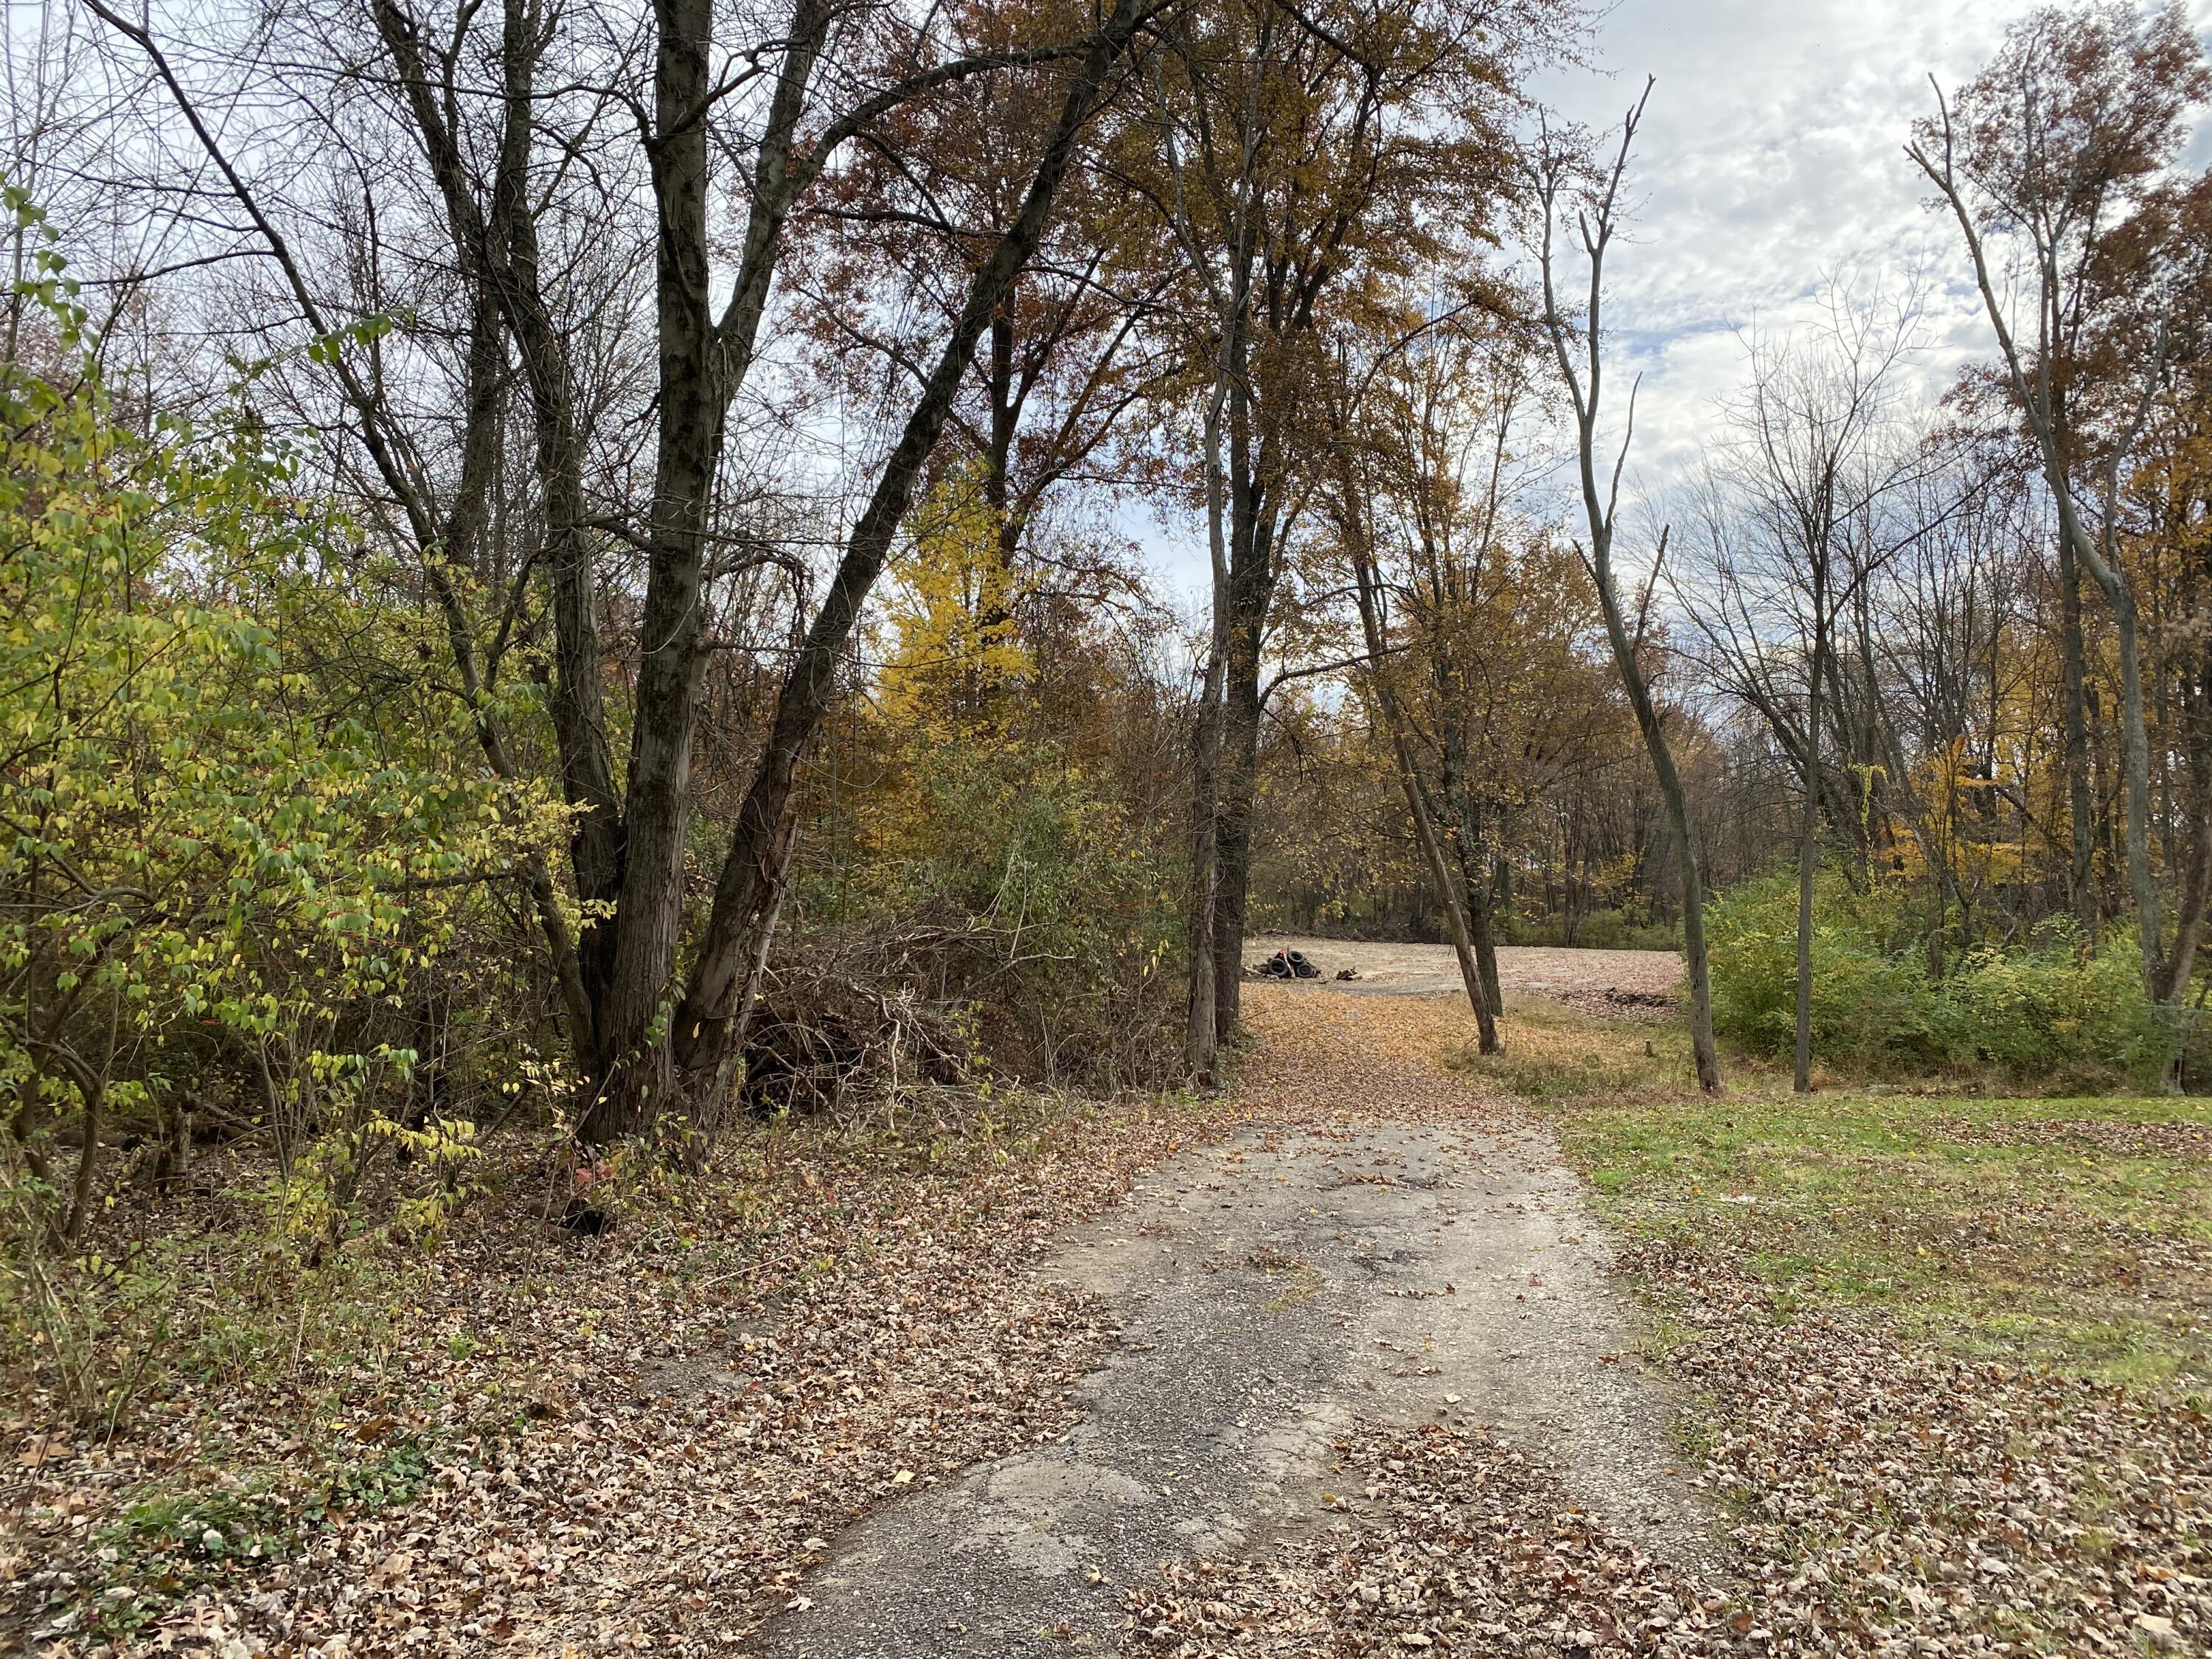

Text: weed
xmin=56 ymin=1434 xmax=442 ymax=1642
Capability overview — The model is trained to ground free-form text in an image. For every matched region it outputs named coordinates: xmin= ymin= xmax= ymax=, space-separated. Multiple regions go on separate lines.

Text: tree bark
xmin=2055 ymin=493 xmax=2160 ymax=998
xmin=1451 ymin=793 xmax=1505 ymax=1012
xmin=2059 ymin=530 xmax=2098 ymax=942
xmin=1603 ymin=595 xmax=1722 ymax=1090
xmin=1185 ymin=380 xmax=1233 ymax=1079
xmin=1209 ymin=470 xmax=1277 ymax=1047
xmin=634 ymin=0 xmax=1152 ymax=1135
xmin=2158 ymin=783 xmax=2210 ymax=1004
xmin=2106 ymin=577 xmax=2162 ymax=992
xmin=1795 ymin=588 xmax=1824 ymax=1093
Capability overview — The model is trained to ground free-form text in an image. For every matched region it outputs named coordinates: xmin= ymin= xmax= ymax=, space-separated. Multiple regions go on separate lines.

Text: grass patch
xmin=1454 ymin=1000 xmax=2212 ymax=1391
xmin=1452 ymin=996 xmax=1715 ymax=1101
xmin=1263 ymin=1266 xmax=1327 ymax=1312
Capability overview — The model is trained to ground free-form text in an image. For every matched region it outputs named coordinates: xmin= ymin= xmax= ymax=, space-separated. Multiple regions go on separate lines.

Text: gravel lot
xmin=1249 ymin=935 xmax=1685 ymax=1004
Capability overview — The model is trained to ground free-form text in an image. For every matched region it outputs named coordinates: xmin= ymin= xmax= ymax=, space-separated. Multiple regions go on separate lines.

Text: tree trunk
xmin=1186 ymin=383 xmax=1232 ymax=1079
xmin=1400 ymin=762 xmax=1497 ymax=1049
xmin=2059 ymin=530 xmax=2098 ymax=944
xmin=1211 ymin=636 xmax=1263 ymax=1043
xmin=2158 ymin=791 xmax=2209 ymax=1004
xmin=63 ymin=1074 xmax=100 ymax=1248
xmin=2055 ymin=484 xmax=2161 ymax=998
xmin=2073 ymin=529 xmax=2174 ymax=1082
xmin=1595 ymin=576 xmax=1720 ymax=1091
xmin=1208 ymin=431 xmax=1278 ymax=1048
xmin=582 ymin=0 xmax=730 ymax=1138
xmin=623 ymin=0 xmax=1150 ymax=1138
xmin=2109 ymin=582 xmax=2162 ymax=993
xmin=1795 ymin=600 xmax=1824 ymax=1093
xmin=2158 ymin=667 xmax=2211 ymax=1006
xmin=1186 ymin=686 xmax=1224 ymax=1078
xmin=1453 ymin=795 xmax=1505 ymax=1013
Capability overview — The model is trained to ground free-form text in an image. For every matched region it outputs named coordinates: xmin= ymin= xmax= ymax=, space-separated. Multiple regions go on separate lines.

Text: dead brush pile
xmin=738 ymin=934 xmax=978 ymax=1121
xmin=739 ymin=920 xmax=1183 ymax=1122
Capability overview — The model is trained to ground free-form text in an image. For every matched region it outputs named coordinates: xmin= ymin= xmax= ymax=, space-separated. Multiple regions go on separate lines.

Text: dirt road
xmin=759 ymin=987 xmax=1708 ymax=1656
xmin=1249 ymin=934 xmax=1685 ymax=1003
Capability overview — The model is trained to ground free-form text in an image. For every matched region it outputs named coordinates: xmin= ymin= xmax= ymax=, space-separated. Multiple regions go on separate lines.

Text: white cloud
xmin=1538 ymin=0 xmax=2212 ymax=496
xmin=1133 ymin=1 xmax=2212 ymax=601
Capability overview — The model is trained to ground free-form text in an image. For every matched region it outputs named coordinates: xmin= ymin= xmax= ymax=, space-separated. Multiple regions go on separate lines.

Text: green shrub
xmin=1946 ymin=934 xmax=2160 ymax=1077
xmin=1515 ymin=905 xmax=1682 ymax=951
xmin=0 ymin=237 xmax=566 ymax=1428
xmin=1705 ymin=872 xmax=2158 ymax=1085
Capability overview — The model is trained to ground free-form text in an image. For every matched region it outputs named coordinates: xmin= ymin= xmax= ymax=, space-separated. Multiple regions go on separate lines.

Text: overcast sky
xmin=1535 ymin=0 xmax=2211 ymax=481
xmin=1138 ymin=0 xmax=2212 ymax=602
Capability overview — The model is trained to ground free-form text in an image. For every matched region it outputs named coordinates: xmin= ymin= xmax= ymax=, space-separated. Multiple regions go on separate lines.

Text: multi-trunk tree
xmin=90 ymin=0 xmax=1161 ymax=1139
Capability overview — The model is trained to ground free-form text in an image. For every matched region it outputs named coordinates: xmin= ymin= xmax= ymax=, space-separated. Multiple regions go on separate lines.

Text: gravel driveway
xmin=757 ymin=995 xmax=1708 ymax=1656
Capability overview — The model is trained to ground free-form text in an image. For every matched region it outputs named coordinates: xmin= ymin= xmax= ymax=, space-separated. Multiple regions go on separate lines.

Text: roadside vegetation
xmin=10 ymin=1085 xmax=1241 ymax=1648
xmin=5 ymin=0 xmax=2212 ymax=1652
xmin=1459 ymin=985 xmax=2212 ymax=1391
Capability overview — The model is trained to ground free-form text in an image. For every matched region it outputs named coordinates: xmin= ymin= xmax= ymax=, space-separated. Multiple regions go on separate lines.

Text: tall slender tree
xmin=1528 ymin=83 xmax=1722 ymax=1093
xmin=1910 ymin=1 xmax=2209 ymax=1007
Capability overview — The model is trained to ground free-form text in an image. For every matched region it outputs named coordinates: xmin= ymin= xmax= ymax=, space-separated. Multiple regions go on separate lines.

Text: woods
xmin=2 ymin=0 xmax=1583 ymax=1190
xmin=4 ymin=0 xmax=2211 ymax=1293
xmin=7 ymin=0 xmax=2212 ymax=1651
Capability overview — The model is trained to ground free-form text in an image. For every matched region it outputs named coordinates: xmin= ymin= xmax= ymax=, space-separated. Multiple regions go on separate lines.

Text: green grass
xmin=1452 ymin=1000 xmax=2212 ymax=1391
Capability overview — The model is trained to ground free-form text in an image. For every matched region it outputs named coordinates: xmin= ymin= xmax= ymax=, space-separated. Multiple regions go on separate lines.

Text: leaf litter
xmin=1123 ymin=987 xmax=2212 ymax=1658
xmin=6 ymin=1094 xmax=1242 ymax=1655
xmin=11 ymin=975 xmax=2210 ymax=1656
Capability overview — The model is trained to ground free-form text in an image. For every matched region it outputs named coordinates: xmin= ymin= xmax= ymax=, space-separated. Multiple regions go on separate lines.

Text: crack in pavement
xmin=756 ymin=1114 xmax=1713 ymax=1656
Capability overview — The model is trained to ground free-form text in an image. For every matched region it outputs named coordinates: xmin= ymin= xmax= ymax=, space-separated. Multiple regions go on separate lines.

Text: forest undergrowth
xmin=10 ymin=984 xmax=2211 ymax=1656
xmin=2 ymin=1088 xmax=1247 ymax=1652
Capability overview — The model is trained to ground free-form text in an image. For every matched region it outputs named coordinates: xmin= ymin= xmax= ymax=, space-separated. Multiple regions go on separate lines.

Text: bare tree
xmin=1677 ymin=279 xmax=1920 ymax=1090
xmin=1528 ymin=83 xmax=1721 ymax=1093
